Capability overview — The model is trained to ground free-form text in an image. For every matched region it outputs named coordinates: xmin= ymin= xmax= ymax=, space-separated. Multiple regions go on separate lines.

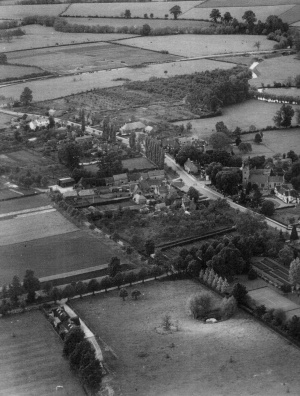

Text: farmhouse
xmin=242 ymin=163 xmax=284 ymax=191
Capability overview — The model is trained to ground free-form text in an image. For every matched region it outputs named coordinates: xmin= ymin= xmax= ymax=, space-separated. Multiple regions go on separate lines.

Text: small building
xmin=133 ymin=193 xmax=147 ymax=205
xmin=113 ymin=173 xmax=128 ymax=186
xmin=120 ymin=121 xmax=146 ymax=135
xmin=148 ymin=170 xmax=165 ymax=180
xmin=57 ymin=177 xmax=75 ymax=188
xmin=184 ymin=158 xmax=199 ymax=174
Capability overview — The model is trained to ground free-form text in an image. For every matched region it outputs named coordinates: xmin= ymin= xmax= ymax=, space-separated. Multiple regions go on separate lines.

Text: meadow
xmin=63 ymin=1 xmax=203 ymax=18
xmin=184 ymin=5 xmax=294 ymax=22
xmin=259 ymin=87 xmax=300 ymax=98
xmin=119 ymin=34 xmax=275 ymax=58
xmin=72 ymin=279 xmax=300 ymax=396
xmin=0 ymin=64 xmax=43 ymax=80
xmin=276 ymin=4 xmax=300 ymax=25
xmin=0 ymin=311 xmax=85 ymax=396
xmin=0 ymin=58 xmax=234 ymax=101
xmin=197 ymin=0 xmax=298 ymax=7
xmin=0 ymin=4 xmax=67 ymax=19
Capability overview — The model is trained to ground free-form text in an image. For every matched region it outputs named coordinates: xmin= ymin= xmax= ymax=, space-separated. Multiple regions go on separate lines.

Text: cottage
xmin=184 ymin=158 xmax=199 ymax=174
xmin=57 ymin=177 xmax=75 ymax=188
xmin=133 ymin=193 xmax=147 ymax=205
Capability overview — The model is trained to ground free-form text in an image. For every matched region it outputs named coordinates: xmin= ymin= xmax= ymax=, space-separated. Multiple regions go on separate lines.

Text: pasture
xmin=278 ymin=4 xmax=300 ymax=25
xmin=0 ymin=64 xmax=42 ymax=80
xmin=259 ymin=87 xmax=300 ymax=98
xmin=119 ymin=34 xmax=274 ymax=58
xmin=0 ymin=4 xmax=67 ymax=19
xmin=174 ymin=100 xmax=299 ymax=137
xmin=0 ymin=25 xmax=135 ymax=52
xmin=0 ymin=311 xmax=85 ymax=396
xmin=8 ymin=42 xmax=178 ymax=74
xmin=72 ymin=279 xmax=300 ymax=396
xmin=0 ymin=58 xmax=234 ymax=101
xmin=197 ymin=0 xmax=298 ymax=7
xmin=63 ymin=1 xmax=203 ymax=18
xmin=0 ymin=194 xmax=49 ymax=214
xmin=184 ymin=5 xmax=294 ymax=22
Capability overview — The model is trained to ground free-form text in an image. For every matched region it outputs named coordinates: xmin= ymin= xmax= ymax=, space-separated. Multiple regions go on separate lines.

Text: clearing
xmin=119 ymin=34 xmax=275 ymax=58
xmin=0 ymin=310 xmax=85 ymax=396
xmin=0 ymin=64 xmax=43 ymax=80
xmin=71 ymin=279 xmax=300 ymax=396
xmin=63 ymin=1 xmax=204 ymax=18
xmin=0 ymin=4 xmax=67 ymax=19
xmin=8 ymin=42 xmax=178 ymax=75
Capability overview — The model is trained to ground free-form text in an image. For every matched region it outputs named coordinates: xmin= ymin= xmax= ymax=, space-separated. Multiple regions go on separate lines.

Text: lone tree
xmin=131 ymin=289 xmax=141 ymax=300
xmin=231 ymin=283 xmax=248 ymax=305
xmin=290 ymin=224 xmax=299 ymax=241
xmin=169 ymin=5 xmax=182 ymax=20
xmin=119 ymin=288 xmax=128 ymax=301
xmin=273 ymin=104 xmax=295 ymax=128
xmin=187 ymin=186 xmax=200 ymax=203
xmin=210 ymin=8 xmax=221 ymax=23
xmin=145 ymin=239 xmax=155 ymax=256
xmin=141 ymin=24 xmax=151 ymax=36
xmin=260 ymin=200 xmax=275 ymax=217
xmin=238 ymin=142 xmax=252 ymax=153
xmin=124 ymin=9 xmax=131 ymax=18
xmin=20 ymin=87 xmax=33 ymax=106
xmin=254 ymin=41 xmax=261 ymax=50
xmin=223 ymin=11 xmax=233 ymax=24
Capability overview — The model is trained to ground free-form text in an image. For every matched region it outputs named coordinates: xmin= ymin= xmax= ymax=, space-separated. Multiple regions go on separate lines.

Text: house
xmin=242 ymin=162 xmax=284 ymax=192
xmin=155 ymin=202 xmax=166 ymax=211
xmin=113 ymin=173 xmax=128 ymax=186
xmin=58 ymin=177 xmax=75 ymax=188
xmin=133 ymin=193 xmax=147 ymax=205
xmin=154 ymin=185 xmax=169 ymax=199
xmin=148 ymin=170 xmax=165 ymax=180
xmin=275 ymin=184 xmax=300 ymax=204
xmin=120 ymin=121 xmax=146 ymax=135
xmin=184 ymin=158 xmax=199 ymax=174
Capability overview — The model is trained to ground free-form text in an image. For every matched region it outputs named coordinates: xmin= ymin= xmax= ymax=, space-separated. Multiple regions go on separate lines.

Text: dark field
xmin=0 ymin=194 xmax=49 ymax=215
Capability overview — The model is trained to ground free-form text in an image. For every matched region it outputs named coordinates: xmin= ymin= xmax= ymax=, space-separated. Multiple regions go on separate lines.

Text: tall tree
xmin=289 ymin=257 xmax=300 ymax=286
xmin=223 ymin=11 xmax=233 ymax=24
xmin=169 ymin=5 xmax=182 ymax=20
xmin=273 ymin=104 xmax=295 ymax=128
xmin=23 ymin=270 xmax=40 ymax=303
xmin=108 ymin=257 xmax=121 ymax=278
xmin=242 ymin=10 xmax=257 ymax=28
xmin=210 ymin=8 xmax=221 ymax=23
xmin=20 ymin=87 xmax=33 ymax=106
xmin=9 ymin=276 xmax=23 ymax=305
xmin=58 ymin=142 xmax=81 ymax=170
xmin=290 ymin=225 xmax=299 ymax=241
xmin=129 ymin=131 xmax=136 ymax=150
xmin=63 ymin=327 xmax=85 ymax=358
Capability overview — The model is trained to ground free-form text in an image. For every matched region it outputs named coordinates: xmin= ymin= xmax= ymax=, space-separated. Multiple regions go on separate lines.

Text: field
xmin=0 ymin=64 xmax=43 ymax=80
xmin=0 ymin=194 xmax=49 ymax=214
xmin=174 ymin=100 xmax=299 ymax=138
xmin=251 ymin=55 xmax=300 ymax=88
xmin=0 ymin=310 xmax=85 ymax=396
xmin=71 ymin=279 xmax=300 ymax=396
xmin=0 ymin=58 xmax=235 ymax=101
xmin=0 ymin=112 xmax=13 ymax=128
xmin=0 ymin=4 xmax=67 ymax=19
xmin=271 ymin=205 xmax=300 ymax=226
xmin=0 ymin=25 xmax=135 ymax=52
xmin=278 ymin=4 xmax=300 ymax=24
xmin=184 ymin=5 xmax=294 ymax=22
xmin=122 ymin=157 xmax=156 ymax=171
xmin=119 ymin=34 xmax=275 ymax=58
xmin=259 ymin=87 xmax=300 ymax=98
xmin=63 ymin=1 xmax=203 ymax=18
xmin=197 ymin=0 xmax=298 ymax=7
xmin=8 ymin=42 xmax=178 ymax=75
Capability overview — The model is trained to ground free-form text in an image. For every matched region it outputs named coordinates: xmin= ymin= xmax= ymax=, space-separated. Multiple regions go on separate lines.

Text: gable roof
xmin=113 ymin=173 xmax=128 ymax=182
xmin=120 ymin=122 xmax=146 ymax=132
xmin=148 ymin=170 xmax=165 ymax=178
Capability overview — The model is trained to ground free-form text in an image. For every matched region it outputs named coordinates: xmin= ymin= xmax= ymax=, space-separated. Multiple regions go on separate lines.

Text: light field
xmin=0 ymin=58 xmax=234 ymax=101
xmin=260 ymin=87 xmax=300 ymax=98
xmin=8 ymin=42 xmax=178 ymax=74
xmin=119 ymin=34 xmax=274 ymax=57
xmin=0 ymin=25 xmax=135 ymax=52
xmin=63 ymin=1 xmax=203 ymax=18
xmin=122 ymin=157 xmax=156 ymax=171
xmin=183 ymin=5 xmax=294 ymax=22
xmin=0 ymin=64 xmax=42 ymax=80
xmin=0 ymin=311 xmax=85 ymax=396
xmin=72 ymin=279 xmax=300 ymax=396
xmin=0 ymin=4 xmax=67 ymax=19
xmin=279 ymin=5 xmax=300 ymax=24
xmin=197 ymin=0 xmax=297 ymax=7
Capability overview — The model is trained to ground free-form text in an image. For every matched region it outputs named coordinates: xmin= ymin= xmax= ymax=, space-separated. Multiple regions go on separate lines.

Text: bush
xmin=253 ymin=304 xmax=267 ymax=318
xmin=262 ymin=309 xmax=274 ymax=323
xmin=272 ymin=308 xmax=286 ymax=326
xmin=281 ymin=284 xmax=292 ymax=293
xmin=231 ymin=283 xmax=248 ymax=305
xmin=188 ymin=291 xmax=214 ymax=319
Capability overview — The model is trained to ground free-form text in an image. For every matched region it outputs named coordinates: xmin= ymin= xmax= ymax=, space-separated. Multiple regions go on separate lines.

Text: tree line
xmin=144 ymin=136 xmax=165 ymax=169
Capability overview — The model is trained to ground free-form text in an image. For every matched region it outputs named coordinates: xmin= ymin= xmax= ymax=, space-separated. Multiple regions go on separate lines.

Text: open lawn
xmin=63 ymin=1 xmax=203 ymax=18
xmin=0 ymin=25 xmax=135 ymax=52
xmin=0 ymin=4 xmax=67 ymax=19
xmin=0 ymin=229 xmax=122 ymax=285
xmin=279 ymin=4 xmax=300 ymax=24
xmin=0 ymin=310 xmax=85 ymax=396
xmin=72 ymin=279 xmax=300 ymax=396
xmin=271 ymin=205 xmax=300 ymax=227
xmin=184 ymin=5 xmax=294 ymax=22
xmin=174 ymin=100 xmax=299 ymax=139
xmin=8 ymin=41 xmax=178 ymax=74
xmin=251 ymin=55 xmax=300 ymax=88
xmin=0 ymin=64 xmax=42 ymax=80
xmin=0 ymin=58 xmax=234 ymax=101
xmin=119 ymin=34 xmax=274 ymax=58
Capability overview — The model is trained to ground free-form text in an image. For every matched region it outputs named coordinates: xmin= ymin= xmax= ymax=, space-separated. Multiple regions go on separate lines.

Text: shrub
xmin=248 ymin=268 xmax=258 ymax=280
xmin=272 ymin=308 xmax=286 ymax=326
xmin=188 ymin=291 xmax=214 ymax=319
xmin=231 ymin=283 xmax=248 ymax=304
xmin=131 ymin=289 xmax=141 ymax=300
xmin=262 ymin=309 xmax=274 ymax=323
xmin=220 ymin=296 xmax=237 ymax=319
xmin=161 ymin=314 xmax=173 ymax=331
xmin=281 ymin=284 xmax=292 ymax=293
xmin=253 ymin=304 xmax=267 ymax=318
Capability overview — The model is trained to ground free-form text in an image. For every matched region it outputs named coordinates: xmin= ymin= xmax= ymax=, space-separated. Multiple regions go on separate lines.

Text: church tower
xmin=242 ymin=161 xmax=250 ymax=186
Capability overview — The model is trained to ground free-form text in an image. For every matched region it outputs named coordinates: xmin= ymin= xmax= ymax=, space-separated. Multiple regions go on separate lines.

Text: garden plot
xmin=0 ymin=311 xmax=85 ymax=396
xmin=0 ymin=58 xmax=235 ymax=101
xmin=8 ymin=42 xmax=179 ymax=74
xmin=0 ymin=25 xmax=136 ymax=53
xmin=0 ymin=4 xmax=67 ymax=19
xmin=184 ymin=5 xmax=294 ymax=22
xmin=72 ymin=279 xmax=300 ymax=396
xmin=119 ymin=34 xmax=274 ymax=58
xmin=63 ymin=1 xmax=203 ymax=18
xmin=0 ymin=64 xmax=42 ymax=80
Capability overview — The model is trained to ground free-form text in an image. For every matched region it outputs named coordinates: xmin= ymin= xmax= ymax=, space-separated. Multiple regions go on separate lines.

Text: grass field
xmin=122 ymin=157 xmax=156 ymax=171
xmin=0 ymin=194 xmax=49 ymax=214
xmin=119 ymin=34 xmax=274 ymax=57
xmin=0 ymin=311 xmax=85 ymax=396
xmin=174 ymin=100 xmax=299 ymax=138
xmin=71 ymin=279 xmax=300 ymax=396
xmin=184 ymin=5 xmax=294 ymax=22
xmin=0 ymin=64 xmax=43 ymax=80
xmin=278 ymin=4 xmax=300 ymax=24
xmin=0 ymin=112 xmax=13 ymax=128
xmin=197 ymin=0 xmax=298 ymax=7
xmin=63 ymin=1 xmax=203 ymax=18
xmin=271 ymin=205 xmax=300 ymax=227
xmin=8 ymin=42 xmax=178 ymax=74
xmin=259 ymin=87 xmax=300 ymax=98
xmin=0 ymin=25 xmax=135 ymax=52
xmin=0 ymin=58 xmax=234 ymax=101
xmin=0 ymin=4 xmax=67 ymax=19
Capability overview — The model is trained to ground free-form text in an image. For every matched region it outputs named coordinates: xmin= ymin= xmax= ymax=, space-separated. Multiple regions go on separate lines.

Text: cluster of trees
xmin=285 ymin=158 xmax=300 ymax=189
xmin=273 ymin=104 xmax=297 ymax=128
xmin=102 ymin=117 xmax=116 ymax=143
xmin=63 ymin=328 xmax=102 ymax=392
xmin=199 ymin=268 xmax=230 ymax=294
xmin=9 ymin=167 xmax=49 ymax=189
xmin=0 ymin=28 xmax=25 ymax=42
xmin=144 ymin=136 xmax=165 ymax=169
xmin=0 ymin=20 xmax=19 ymax=29
xmin=58 ymin=142 xmax=82 ymax=170
xmin=97 ymin=150 xmax=123 ymax=178
xmin=254 ymin=92 xmax=300 ymax=106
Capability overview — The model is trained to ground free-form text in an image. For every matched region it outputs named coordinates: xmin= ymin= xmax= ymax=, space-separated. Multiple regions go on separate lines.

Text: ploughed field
xmin=72 ymin=279 xmax=300 ymax=396
xmin=0 ymin=310 xmax=85 ymax=396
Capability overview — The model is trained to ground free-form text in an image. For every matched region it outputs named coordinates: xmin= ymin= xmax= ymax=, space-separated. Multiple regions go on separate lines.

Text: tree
xmin=63 ymin=327 xmax=85 ymax=358
xmin=9 ymin=276 xmax=23 ymax=305
xmin=273 ymin=104 xmax=295 ymax=128
xmin=169 ymin=5 xmax=182 ymax=20
xmin=124 ymin=271 xmax=137 ymax=286
xmin=235 ymin=211 xmax=267 ymax=236
xmin=210 ymin=8 xmax=221 ymax=23
xmin=231 ymin=283 xmax=247 ymax=305
xmin=79 ymin=354 xmax=102 ymax=391
xmin=260 ymin=200 xmax=275 ymax=217
xmin=100 ymin=276 xmax=112 ymax=292
xmin=108 ymin=256 xmax=121 ymax=278
xmin=254 ymin=133 xmax=262 ymax=144
xmin=75 ymin=281 xmax=86 ymax=298
xmin=129 ymin=131 xmax=136 ymax=150
xmin=215 ymin=171 xmax=241 ymax=195
xmin=58 ymin=142 xmax=81 ymax=170
xmin=113 ymin=272 xmax=124 ymax=289
xmin=187 ymin=186 xmax=200 ymax=203
xmin=295 ymin=75 xmax=300 ymax=88
xmin=278 ymin=245 xmax=294 ymax=266
xmin=23 ymin=270 xmax=40 ymax=303
xmin=238 ymin=142 xmax=252 ymax=153
xmin=145 ymin=239 xmax=155 ymax=256
xmin=69 ymin=339 xmax=93 ymax=372
xmin=80 ymin=108 xmax=85 ymax=132
xmin=131 ymin=289 xmax=141 ymax=300
xmin=254 ymin=41 xmax=261 ymax=50
xmin=141 ymin=24 xmax=151 ymax=36
xmin=20 ymin=87 xmax=33 ymax=106
xmin=138 ymin=267 xmax=148 ymax=283
xmin=289 ymin=257 xmax=300 ymax=286
xmin=124 ymin=9 xmax=131 ymax=18
xmin=290 ymin=225 xmax=299 ymax=241
xmin=50 ymin=287 xmax=62 ymax=302
xmin=119 ymin=288 xmax=128 ymax=301
xmin=242 ymin=10 xmax=256 ymax=27
xmin=87 ymin=279 xmax=99 ymax=295
xmin=235 ymin=136 xmax=242 ymax=146
xmin=220 ymin=296 xmax=237 ymax=319
xmin=223 ymin=11 xmax=233 ymax=24
xmin=188 ymin=291 xmax=214 ymax=319
xmin=215 ymin=121 xmax=229 ymax=135
xmin=62 ymin=284 xmax=76 ymax=299
xmin=0 ymin=53 xmax=7 ymax=64
xmin=209 ymin=132 xmax=231 ymax=150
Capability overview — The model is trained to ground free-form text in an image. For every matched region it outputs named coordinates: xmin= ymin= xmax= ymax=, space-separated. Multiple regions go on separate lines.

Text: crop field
xmin=0 ymin=4 xmax=67 ymax=19
xmin=184 ymin=5 xmax=294 ymax=22
xmin=259 ymin=87 xmax=300 ymax=98
xmin=122 ymin=157 xmax=156 ymax=171
xmin=72 ymin=279 xmax=300 ymax=396
xmin=0 ymin=311 xmax=85 ymax=396
xmin=173 ymin=100 xmax=299 ymax=139
xmin=252 ymin=55 xmax=300 ymax=88
xmin=0 ymin=58 xmax=234 ymax=101
xmin=119 ymin=34 xmax=274 ymax=57
xmin=0 ymin=194 xmax=49 ymax=214
xmin=63 ymin=16 xmax=213 ymax=29
xmin=63 ymin=1 xmax=203 ymax=18
xmin=0 ymin=64 xmax=42 ymax=80
xmin=278 ymin=4 xmax=300 ymax=24
xmin=0 ymin=25 xmax=135 ymax=53
xmin=197 ymin=0 xmax=298 ymax=7
xmin=8 ymin=42 xmax=178 ymax=74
